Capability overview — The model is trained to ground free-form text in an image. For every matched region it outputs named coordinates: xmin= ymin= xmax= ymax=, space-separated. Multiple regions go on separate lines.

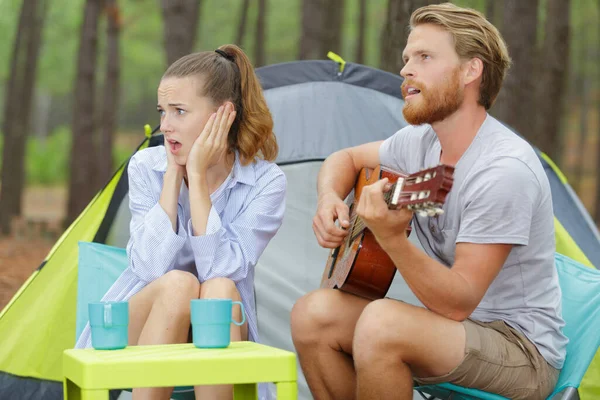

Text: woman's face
xmin=157 ymin=76 xmax=216 ymax=166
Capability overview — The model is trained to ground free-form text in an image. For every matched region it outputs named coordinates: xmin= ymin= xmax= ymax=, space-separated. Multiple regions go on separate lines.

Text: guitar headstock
xmin=387 ymin=165 xmax=454 ymax=217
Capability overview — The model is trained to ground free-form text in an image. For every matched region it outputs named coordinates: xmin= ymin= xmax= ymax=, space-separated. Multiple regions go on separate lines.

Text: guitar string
xmin=349 ymin=191 xmax=442 ymax=238
xmin=344 ymin=172 xmax=448 ymax=239
xmin=349 ymin=191 xmax=435 ymax=230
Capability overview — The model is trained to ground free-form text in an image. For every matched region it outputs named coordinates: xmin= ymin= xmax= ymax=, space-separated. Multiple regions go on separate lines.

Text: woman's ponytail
xmin=218 ymin=44 xmax=278 ymax=164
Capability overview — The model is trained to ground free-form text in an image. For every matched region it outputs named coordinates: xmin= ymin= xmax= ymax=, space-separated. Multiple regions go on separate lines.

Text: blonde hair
xmin=162 ymin=44 xmax=278 ymax=165
xmin=410 ymin=3 xmax=511 ymax=109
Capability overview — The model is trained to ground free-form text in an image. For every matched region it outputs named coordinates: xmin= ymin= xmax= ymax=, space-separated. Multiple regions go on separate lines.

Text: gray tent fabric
xmin=257 ymin=60 xmax=404 ymax=99
xmin=103 ymin=60 xmax=599 ymax=400
xmin=265 ymin=82 xmax=402 ymax=164
xmin=540 ymin=156 xmax=600 ymax=266
xmin=258 ymin=61 xmax=406 ymax=164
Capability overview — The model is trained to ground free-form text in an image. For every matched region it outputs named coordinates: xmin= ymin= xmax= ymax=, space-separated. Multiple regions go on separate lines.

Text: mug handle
xmin=231 ymin=301 xmax=246 ymax=326
xmin=104 ymin=303 xmax=113 ymax=328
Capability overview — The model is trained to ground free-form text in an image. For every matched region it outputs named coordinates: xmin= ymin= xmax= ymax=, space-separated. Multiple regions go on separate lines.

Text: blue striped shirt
xmin=76 ymin=145 xmax=286 ymax=354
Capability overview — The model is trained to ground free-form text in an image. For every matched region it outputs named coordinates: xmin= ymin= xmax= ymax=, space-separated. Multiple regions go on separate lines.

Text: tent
xmin=0 ymin=58 xmax=598 ymax=399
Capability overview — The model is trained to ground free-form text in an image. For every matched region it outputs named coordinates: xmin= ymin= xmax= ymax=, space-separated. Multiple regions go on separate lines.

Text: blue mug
xmin=89 ymin=301 xmax=129 ymax=350
xmin=191 ymin=299 xmax=246 ymax=348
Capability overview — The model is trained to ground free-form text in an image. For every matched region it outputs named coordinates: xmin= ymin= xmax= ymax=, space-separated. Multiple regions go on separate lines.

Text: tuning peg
xmin=435 ymin=208 xmax=444 ymax=215
xmin=418 ymin=210 xmax=428 ymax=217
xmin=424 ymin=173 xmax=432 ymax=181
xmin=427 ymin=209 xmax=437 ymax=217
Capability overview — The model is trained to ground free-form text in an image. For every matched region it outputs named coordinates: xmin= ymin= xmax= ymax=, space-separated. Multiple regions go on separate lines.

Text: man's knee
xmin=291 ymin=289 xmax=344 ymax=346
xmin=200 ymin=277 xmax=238 ymax=299
xmin=354 ymin=300 xmax=421 ymax=364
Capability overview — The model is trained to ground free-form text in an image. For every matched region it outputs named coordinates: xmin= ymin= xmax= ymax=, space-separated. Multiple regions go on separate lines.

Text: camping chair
xmin=415 ymin=253 xmax=600 ymax=400
xmin=75 ymin=241 xmax=196 ymax=400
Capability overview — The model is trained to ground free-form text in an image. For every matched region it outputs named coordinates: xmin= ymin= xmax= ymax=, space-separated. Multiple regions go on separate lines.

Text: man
xmin=290 ymin=3 xmax=566 ymax=400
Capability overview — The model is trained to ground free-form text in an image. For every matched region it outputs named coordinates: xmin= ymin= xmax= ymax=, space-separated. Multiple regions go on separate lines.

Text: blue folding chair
xmin=415 ymin=253 xmax=600 ymax=400
xmin=76 ymin=241 xmax=195 ymax=400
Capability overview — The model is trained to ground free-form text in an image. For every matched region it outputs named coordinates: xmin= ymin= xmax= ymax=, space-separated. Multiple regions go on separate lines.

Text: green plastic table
xmin=63 ymin=341 xmax=297 ymax=399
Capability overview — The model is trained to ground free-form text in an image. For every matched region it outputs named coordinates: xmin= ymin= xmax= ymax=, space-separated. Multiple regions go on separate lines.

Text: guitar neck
xmin=349 ymin=181 xmax=399 ymax=241
xmin=345 ymin=163 xmax=453 ymax=249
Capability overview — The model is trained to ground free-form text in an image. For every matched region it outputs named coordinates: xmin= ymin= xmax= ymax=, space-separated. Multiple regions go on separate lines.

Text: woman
xmin=76 ymin=44 xmax=286 ymax=400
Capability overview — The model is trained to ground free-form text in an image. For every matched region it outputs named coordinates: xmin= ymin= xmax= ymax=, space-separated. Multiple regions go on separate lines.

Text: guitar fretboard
xmin=349 ymin=181 xmax=399 ymax=242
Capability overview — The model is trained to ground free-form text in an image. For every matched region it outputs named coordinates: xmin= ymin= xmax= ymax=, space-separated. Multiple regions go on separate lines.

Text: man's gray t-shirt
xmin=379 ymin=114 xmax=567 ymax=369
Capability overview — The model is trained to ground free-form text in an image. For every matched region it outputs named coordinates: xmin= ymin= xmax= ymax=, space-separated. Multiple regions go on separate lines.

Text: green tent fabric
xmin=0 ymin=180 xmax=123 ymax=380
xmin=0 ymin=133 xmax=149 ymax=397
xmin=0 ymin=60 xmax=598 ymax=399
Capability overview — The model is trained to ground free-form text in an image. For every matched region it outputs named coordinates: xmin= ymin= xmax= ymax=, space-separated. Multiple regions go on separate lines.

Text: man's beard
xmin=401 ymin=68 xmax=464 ymax=126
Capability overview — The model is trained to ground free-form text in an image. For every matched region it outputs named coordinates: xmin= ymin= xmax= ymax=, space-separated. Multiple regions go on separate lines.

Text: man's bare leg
xmin=194 ymin=278 xmax=249 ymax=400
xmin=291 ymin=288 xmax=371 ymax=400
xmin=128 ymin=270 xmax=201 ymax=400
xmin=353 ymin=299 xmax=466 ymax=400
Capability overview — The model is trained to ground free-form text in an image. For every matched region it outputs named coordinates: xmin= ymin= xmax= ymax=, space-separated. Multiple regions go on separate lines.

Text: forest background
xmin=0 ymin=0 xmax=598 ymax=308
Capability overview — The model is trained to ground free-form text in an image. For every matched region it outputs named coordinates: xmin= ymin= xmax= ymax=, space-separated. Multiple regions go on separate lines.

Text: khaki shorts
xmin=414 ymin=319 xmax=560 ymax=400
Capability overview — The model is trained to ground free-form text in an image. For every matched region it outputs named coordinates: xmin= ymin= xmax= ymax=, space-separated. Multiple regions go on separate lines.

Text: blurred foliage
xmin=0 ymin=0 xmax=496 ymax=119
xmin=0 ymin=127 xmax=133 ymax=186
xmin=0 ymin=0 xmax=596 ymax=128
xmin=0 ymin=0 xmax=597 ymax=103
xmin=0 ymin=0 xmax=598 ymax=185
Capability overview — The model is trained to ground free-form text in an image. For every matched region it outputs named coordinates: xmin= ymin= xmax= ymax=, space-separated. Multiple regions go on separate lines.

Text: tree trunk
xmin=490 ymin=0 xmax=538 ymax=143
xmin=379 ymin=0 xmax=410 ymax=74
xmin=0 ymin=0 xmax=29 ymax=234
xmin=485 ymin=0 xmax=501 ymax=26
xmin=97 ymin=0 xmax=121 ymax=189
xmin=160 ymin=0 xmax=202 ymax=66
xmin=534 ymin=0 xmax=570 ymax=162
xmin=0 ymin=0 xmax=48 ymax=235
xmin=66 ymin=0 xmax=104 ymax=227
xmin=355 ymin=0 xmax=367 ymax=64
xmin=574 ymin=69 xmax=589 ymax=194
xmin=379 ymin=0 xmax=442 ymax=74
xmin=573 ymin=20 xmax=589 ymax=193
xmin=485 ymin=0 xmax=495 ymax=22
xmin=412 ymin=1 xmax=442 ymax=11
xmin=254 ymin=0 xmax=267 ymax=67
xmin=235 ymin=0 xmax=250 ymax=46
xmin=298 ymin=0 xmax=345 ymax=60
xmin=32 ymin=91 xmax=52 ymax=140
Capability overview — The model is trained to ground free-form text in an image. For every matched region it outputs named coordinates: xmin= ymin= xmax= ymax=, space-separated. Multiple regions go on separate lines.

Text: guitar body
xmin=320 ymin=166 xmax=404 ymax=300
xmin=320 ymin=163 xmax=454 ymax=300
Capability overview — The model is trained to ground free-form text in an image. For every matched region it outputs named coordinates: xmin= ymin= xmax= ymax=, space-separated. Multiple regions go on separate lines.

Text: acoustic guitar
xmin=320 ymin=164 xmax=455 ymax=300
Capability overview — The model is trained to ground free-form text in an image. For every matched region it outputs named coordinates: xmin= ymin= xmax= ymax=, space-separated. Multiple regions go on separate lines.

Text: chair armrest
xmin=550 ymin=387 xmax=579 ymax=400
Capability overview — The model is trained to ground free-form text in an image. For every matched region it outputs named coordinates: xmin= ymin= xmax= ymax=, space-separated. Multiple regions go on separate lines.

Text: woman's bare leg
xmin=129 ymin=270 xmax=200 ymax=400
xmin=194 ymin=278 xmax=248 ymax=400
